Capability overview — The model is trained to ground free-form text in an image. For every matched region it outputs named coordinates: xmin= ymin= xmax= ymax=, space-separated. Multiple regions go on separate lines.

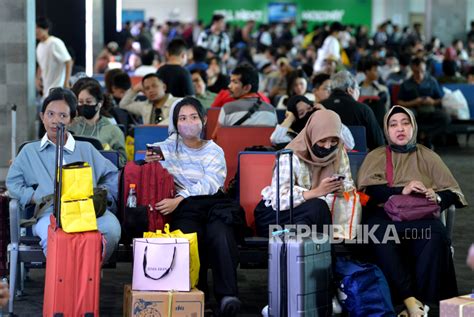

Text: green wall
xmin=197 ymin=0 xmax=372 ymax=27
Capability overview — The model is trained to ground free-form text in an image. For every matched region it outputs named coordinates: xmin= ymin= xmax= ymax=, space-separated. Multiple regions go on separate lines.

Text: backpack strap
xmin=233 ymin=98 xmax=262 ymax=126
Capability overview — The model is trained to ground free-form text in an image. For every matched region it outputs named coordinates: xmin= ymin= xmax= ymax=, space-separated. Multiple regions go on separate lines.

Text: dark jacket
xmin=321 ymin=90 xmax=385 ymax=150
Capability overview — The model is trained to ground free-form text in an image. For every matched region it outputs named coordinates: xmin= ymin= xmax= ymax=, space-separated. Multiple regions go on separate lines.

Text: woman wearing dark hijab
xmin=357 ymin=105 xmax=467 ymax=317
xmin=270 ymin=95 xmax=355 ymax=150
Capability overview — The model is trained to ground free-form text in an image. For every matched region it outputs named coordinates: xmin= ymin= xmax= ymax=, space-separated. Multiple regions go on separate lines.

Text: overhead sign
xmin=198 ymin=0 xmax=371 ymax=26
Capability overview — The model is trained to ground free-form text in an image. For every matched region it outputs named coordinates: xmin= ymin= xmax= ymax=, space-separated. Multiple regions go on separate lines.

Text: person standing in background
xmin=36 ymin=17 xmax=72 ymax=98
xmin=156 ymin=39 xmax=194 ymax=97
xmin=197 ymin=14 xmax=231 ymax=71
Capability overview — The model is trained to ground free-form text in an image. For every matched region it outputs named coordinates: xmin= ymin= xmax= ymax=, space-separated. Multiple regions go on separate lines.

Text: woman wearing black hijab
xmin=270 ymin=95 xmax=355 ymax=150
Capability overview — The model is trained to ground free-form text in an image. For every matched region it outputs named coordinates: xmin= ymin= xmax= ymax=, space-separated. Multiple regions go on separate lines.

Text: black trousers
xmin=254 ymin=197 xmax=332 ymax=237
xmin=364 ymin=208 xmax=458 ymax=305
xmin=170 ymin=195 xmax=239 ymax=302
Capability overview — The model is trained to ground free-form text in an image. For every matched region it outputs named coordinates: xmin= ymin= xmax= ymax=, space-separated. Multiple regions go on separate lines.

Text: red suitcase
xmin=43 ymin=123 xmax=103 ymax=317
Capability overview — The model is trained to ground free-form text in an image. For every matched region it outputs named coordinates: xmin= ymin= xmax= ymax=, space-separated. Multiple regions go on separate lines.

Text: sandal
xmin=407 ymin=304 xmax=429 ymax=317
xmin=398 ymin=309 xmax=409 ymax=317
xmin=403 ymin=298 xmax=429 ymax=317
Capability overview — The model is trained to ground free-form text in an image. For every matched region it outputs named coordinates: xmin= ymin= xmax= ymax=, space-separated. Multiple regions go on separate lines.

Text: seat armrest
xmin=9 ymin=198 xmax=20 ymax=244
xmin=444 ymin=205 xmax=455 ymax=241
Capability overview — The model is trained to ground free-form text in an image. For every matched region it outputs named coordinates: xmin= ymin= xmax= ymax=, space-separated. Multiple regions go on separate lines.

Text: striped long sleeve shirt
xmin=157 ymin=137 xmax=226 ymax=198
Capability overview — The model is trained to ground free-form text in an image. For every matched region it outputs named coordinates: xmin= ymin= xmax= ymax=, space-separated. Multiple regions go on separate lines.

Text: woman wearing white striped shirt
xmin=145 ymin=97 xmax=241 ymax=315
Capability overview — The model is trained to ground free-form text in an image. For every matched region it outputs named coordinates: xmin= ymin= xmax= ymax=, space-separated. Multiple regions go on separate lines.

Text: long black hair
xmin=172 ymin=97 xmax=206 ymax=150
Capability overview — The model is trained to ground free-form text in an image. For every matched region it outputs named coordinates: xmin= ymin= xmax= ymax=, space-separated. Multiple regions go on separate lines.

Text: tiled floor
xmin=5 ymin=142 xmax=474 ymax=317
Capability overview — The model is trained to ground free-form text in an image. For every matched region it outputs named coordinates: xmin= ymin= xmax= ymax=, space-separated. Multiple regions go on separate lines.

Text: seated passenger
xmin=6 ymin=88 xmax=121 ymax=262
xmin=217 ymin=63 xmax=277 ymax=127
xmin=275 ymin=69 xmax=315 ymax=109
xmin=145 ymin=97 xmax=241 ymax=315
xmin=255 ymin=109 xmax=356 ymax=237
xmin=69 ymin=80 xmax=127 ymax=167
xmin=321 ymin=70 xmax=385 ymax=150
xmin=397 ymin=57 xmax=450 ymax=149
xmin=119 ymin=73 xmax=179 ymax=125
xmin=270 ymin=95 xmax=354 ymax=150
xmin=357 ymin=105 xmax=467 ymax=316
xmin=190 ymin=69 xmax=216 ymax=109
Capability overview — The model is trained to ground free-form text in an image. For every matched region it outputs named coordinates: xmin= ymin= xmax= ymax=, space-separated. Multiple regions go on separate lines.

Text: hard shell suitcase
xmin=268 ymin=149 xmax=332 ymax=317
xmin=43 ymin=123 xmax=103 ymax=317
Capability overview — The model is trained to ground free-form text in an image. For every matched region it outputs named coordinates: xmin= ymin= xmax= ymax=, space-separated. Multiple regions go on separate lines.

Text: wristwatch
xmin=435 ymin=194 xmax=442 ymax=205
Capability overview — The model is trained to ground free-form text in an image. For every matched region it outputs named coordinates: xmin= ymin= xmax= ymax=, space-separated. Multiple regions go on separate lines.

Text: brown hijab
xmin=286 ymin=109 xmax=343 ymax=189
xmin=357 ymin=106 xmax=467 ymax=206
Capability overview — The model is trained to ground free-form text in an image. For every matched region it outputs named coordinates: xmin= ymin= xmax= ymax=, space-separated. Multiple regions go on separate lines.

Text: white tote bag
xmin=328 ymin=190 xmax=362 ymax=240
xmin=132 ymin=238 xmax=190 ymax=291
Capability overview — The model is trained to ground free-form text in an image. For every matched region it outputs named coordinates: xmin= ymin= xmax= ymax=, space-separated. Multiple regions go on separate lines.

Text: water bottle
xmin=126 ymin=184 xmax=137 ymax=208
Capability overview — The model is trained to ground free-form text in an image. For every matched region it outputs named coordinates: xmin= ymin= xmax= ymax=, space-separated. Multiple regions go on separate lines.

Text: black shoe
xmin=219 ymin=296 xmax=241 ymax=317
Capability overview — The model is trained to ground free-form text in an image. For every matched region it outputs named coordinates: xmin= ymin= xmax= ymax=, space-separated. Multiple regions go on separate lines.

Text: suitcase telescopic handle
xmin=275 ymin=149 xmax=293 ymax=226
xmin=54 ymin=123 xmax=65 ymax=228
xmin=11 ymin=104 xmax=16 ymax=163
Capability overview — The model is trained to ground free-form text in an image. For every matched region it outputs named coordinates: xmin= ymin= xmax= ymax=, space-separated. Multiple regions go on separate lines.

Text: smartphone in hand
xmin=332 ymin=174 xmax=345 ymax=181
xmin=146 ymin=145 xmax=165 ymax=160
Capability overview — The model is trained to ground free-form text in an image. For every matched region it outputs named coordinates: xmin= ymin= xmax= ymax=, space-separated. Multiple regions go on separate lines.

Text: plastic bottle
xmin=126 ymin=184 xmax=137 ymax=208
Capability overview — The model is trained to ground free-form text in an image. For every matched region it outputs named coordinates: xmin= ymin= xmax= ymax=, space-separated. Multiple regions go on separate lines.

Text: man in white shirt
xmin=36 ymin=17 xmax=72 ymax=98
xmin=313 ymin=22 xmax=343 ymax=73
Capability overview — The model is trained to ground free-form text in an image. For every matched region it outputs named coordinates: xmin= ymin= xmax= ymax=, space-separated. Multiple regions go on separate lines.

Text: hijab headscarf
xmin=286 ymin=109 xmax=343 ymax=189
xmin=357 ymin=105 xmax=467 ymax=206
xmin=384 ymin=106 xmax=417 ymax=153
xmin=286 ymin=95 xmax=314 ymax=133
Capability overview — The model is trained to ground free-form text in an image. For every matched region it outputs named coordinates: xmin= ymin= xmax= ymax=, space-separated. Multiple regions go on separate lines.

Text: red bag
xmin=44 ymin=215 xmax=103 ymax=317
xmin=383 ymin=147 xmax=440 ymax=221
xmin=122 ymin=161 xmax=175 ymax=233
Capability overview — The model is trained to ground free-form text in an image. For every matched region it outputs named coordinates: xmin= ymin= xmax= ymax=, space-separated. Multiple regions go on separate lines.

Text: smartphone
xmin=332 ymin=174 xmax=345 ymax=180
xmin=146 ymin=145 xmax=165 ymax=160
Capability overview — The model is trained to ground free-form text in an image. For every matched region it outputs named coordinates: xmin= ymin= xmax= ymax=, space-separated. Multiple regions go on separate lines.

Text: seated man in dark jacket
xmin=321 ymin=70 xmax=385 ymax=150
xmin=397 ymin=57 xmax=450 ymax=148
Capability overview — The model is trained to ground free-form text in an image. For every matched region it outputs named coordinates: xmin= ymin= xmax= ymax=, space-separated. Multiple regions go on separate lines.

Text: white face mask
xmin=177 ymin=121 xmax=203 ymax=139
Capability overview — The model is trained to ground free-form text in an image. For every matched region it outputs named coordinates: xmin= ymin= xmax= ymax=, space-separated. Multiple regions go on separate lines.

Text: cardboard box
xmin=123 ymin=284 xmax=204 ymax=317
xmin=440 ymin=294 xmax=474 ymax=317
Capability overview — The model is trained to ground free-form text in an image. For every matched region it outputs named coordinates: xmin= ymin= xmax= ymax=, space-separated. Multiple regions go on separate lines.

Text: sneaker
xmin=219 ymin=296 xmax=241 ymax=317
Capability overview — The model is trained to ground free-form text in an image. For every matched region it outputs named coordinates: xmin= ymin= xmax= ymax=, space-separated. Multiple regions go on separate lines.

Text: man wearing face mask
xmin=119 ymin=73 xmax=179 ymax=125
xmin=321 ymin=70 xmax=384 ymax=150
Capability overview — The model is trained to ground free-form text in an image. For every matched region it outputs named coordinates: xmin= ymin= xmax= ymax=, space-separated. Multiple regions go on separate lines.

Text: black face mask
xmin=77 ymin=104 xmax=99 ymax=120
xmin=311 ymin=144 xmax=338 ymax=158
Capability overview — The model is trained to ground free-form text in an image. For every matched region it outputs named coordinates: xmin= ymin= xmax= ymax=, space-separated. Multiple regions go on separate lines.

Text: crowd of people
xmin=11 ymin=13 xmax=473 ymax=315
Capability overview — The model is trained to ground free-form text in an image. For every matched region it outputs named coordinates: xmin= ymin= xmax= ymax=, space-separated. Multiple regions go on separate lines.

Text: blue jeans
xmin=33 ymin=210 xmax=121 ymax=262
